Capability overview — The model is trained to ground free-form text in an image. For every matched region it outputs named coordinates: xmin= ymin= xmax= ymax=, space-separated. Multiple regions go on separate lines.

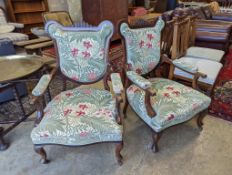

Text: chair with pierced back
xmin=30 ymin=20 xmax=124 ymax=165
xmin=120 ymin=17 xmax=211 ymax=152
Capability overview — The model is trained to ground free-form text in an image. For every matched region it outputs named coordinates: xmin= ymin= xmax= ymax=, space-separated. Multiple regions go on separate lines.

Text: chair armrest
xmin=8 ymin=22 xmax=24 ymax=29
xmin=172 ymin=59 xmax=198 ymax=74
xmin=126 ymin=71 xmax=151 ymax=90
xmin=32 ymin=74 xmax=52 ymax=97
xmin=31 ymin=67 xmax=57 ymax=98
xmin=111 ymin=73 xmax=123 ymax=95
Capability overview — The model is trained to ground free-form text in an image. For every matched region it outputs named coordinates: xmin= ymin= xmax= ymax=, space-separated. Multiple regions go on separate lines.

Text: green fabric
xmin=127 ymin=78 xmax=211 ymax=132
xmin=47 ymin=21 xmax=113 ymax=83
xmin=111 ymin=73 xmax=123 ymax=95
xmin=127 ymin=71 xmax=151 ymax=90
xmin=32 ymin=74 xmax=51 ymax=97
xmin=31 ymin=88 xmax=122 ymax=145
xmin=120 ymin=18 xmax=165 ymax=75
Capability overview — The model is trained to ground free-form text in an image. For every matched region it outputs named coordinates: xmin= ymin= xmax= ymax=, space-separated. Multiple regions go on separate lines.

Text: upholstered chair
xmin=0 ymin=7 xmax=28 ymax=43
xmin=169 ymin=17 xmax=223 ymax=95
xmin=30 ymin=21 xmax=124 ymax=165
xmin=120 ymin=17 xmax=211 ymax=152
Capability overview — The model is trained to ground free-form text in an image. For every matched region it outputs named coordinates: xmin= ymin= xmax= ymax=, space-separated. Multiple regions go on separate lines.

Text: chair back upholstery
xmin=43 ymin=11 xmax=73 ymax=26
xmin=171 ymin=17 xmax=190 ymax=59
xmin=120 ymin=17 xmax=165 ymax=75
xmin=46 ymin=20 xmax=113 ymax=83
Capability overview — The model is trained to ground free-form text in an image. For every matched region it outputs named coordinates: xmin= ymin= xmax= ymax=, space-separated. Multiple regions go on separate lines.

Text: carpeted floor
xmin=209 ymin=49 xmax=232 ymax=122
xmin=0 ymin=81 xmax=232 ymax=175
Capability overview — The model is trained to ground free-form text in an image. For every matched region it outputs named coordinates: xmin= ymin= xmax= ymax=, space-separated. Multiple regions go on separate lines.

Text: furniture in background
xmin=169 ymin=17 xmax=223 ymax=95
xmin=0 ymin=7 xmax=28 ymax=43
xmin=4 ymin=0 xmax=49 ymax=37
xmin=81 ymin=0 xmax=128 ymax=41
xmin=120 ymin=17 xmax=211 ymax=152
xmin=0 ymin=38 xmax=27 ymax=104
xmin=30 ymin=21 xmax=124 ymax=165
xmin=0 ymin=55 xmax=44 ymax=151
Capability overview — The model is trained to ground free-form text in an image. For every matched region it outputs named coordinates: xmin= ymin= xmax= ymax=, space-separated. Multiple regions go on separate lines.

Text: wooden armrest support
xmin=145 ymin=88 xmax=157 ymax=118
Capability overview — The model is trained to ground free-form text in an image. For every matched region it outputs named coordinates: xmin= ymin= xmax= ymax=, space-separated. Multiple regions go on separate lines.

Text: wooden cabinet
xmin=81 ymin=0 xmax=128 ymax=41
xmin=4 ymin=0 xmax=48 ymax=36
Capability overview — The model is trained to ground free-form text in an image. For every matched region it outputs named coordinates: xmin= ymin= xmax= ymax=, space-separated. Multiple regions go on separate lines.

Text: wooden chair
xmin=169 ymin=17 xmax=223 ymax=95
xmin=30 ymin=21 xmax=124 ymax=165
xmin=120 ymin=17 xmax=211 ymax=152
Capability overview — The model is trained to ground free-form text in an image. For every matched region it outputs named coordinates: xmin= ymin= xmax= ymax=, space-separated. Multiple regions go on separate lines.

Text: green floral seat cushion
xmin=127 ymin=78 xmax=211 ymax=132
xmin=120 ymin=18 xmax=164 ymax=75
xmin=31 ymin=88 xmax=122 ymax=146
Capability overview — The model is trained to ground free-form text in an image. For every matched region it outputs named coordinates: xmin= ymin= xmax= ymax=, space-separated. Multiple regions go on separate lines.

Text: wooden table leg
xmin=12 ymin=85 xmax=26 ymax=119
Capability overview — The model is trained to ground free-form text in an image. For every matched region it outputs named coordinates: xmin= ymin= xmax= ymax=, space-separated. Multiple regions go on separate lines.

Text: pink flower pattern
xmin=146 ymin=42 xmax=153 ymax=49
xmin=82 ymin=51 xmax=91 ymax=58
xmin=139 ymin=40 xmax=145 ymax=48
xmin=167 ymin=114 xmax=175 ymax=121
xmin=64 ymin=109 xmax=72 ymax=116
xmin=79 ymin=131 xmax=89 ymax=137
xmin=71 ymin=48 xmax=79 ymax=57
xmin=83 ymin=41 xmax=92 ymax=49
xmin=88 ymin=72 xmax=97 ymax=80
xmin=147 ymin=34 xmax=154 ymax=41
xmin=83 ymin=89 xmax=92 ymax=94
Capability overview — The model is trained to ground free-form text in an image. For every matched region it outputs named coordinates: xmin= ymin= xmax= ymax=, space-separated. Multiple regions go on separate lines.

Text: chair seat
xmin=174 ymin=57 xmax=223 ymax=85
xmin=31 ymin=88 xmax=122 ymax=146
xmin=186 ymin=46 xmax=225 ymax=62
xmin=127 ymin=78 xmax=211 ymax=132
xmin=0 ymin=32 xmax=28 ymax=43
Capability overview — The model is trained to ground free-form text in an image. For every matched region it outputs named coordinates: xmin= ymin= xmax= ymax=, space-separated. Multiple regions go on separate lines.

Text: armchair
xmin=30 ymin=21 xmax=124 ymax=165
xmin=169 ymin=17 xmax=223 ymax=94
xmin=0 ymin=7 xmax=28 ymax=43
xmin=120 ymin=17 xmax=211 ymax=152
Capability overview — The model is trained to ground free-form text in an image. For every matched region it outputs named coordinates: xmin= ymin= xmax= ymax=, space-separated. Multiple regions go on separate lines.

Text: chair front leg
xmin=197 ymin=109 xmax=208 ymax=131
xmin=34 ymin=145 xmax=49 ymax=164
xmin=115 ymin=141 xmax=123 ymax=166
xmin=151 ymin=130 xmax=163 ymax=153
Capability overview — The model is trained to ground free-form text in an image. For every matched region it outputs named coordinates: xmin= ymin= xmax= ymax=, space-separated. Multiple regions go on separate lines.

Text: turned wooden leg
xmin=151 ymin=131 xmax=162 ymax=153
xmin=115 ymin=141 xmax=123 ymax=166
xmin=123 ymin=98 xmax=129 ymax=119
xmin=197 ymin=110 xmax=207 ymax=131
xmin=34 ymin=145 xmax=49 ymax=164
xmin=0 ymin=127 xmax=9 ymax=151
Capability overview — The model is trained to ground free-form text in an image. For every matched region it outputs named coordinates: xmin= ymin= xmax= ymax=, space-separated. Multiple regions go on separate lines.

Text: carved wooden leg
xmin=151 ymin=131 xmax=162 ymax=153
xmin=115 ymin=141 xmax=123 ymax=166
xmin=123 ymin=98 xmax=129 ymax=119
xmin=34 ymin=145 xmax=49 ymax=164
xmin=0 ymin=127 xmax=9 ymax=151
xmin=197 ymin=110 xmax=207 ymax=131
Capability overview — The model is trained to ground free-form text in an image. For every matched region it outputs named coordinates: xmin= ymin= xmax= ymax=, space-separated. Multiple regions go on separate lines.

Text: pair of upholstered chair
xmin=30 ymin=18 xmax=211 ymax=165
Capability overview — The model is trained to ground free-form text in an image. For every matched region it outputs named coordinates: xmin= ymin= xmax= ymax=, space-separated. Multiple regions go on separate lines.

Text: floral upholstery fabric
xmin=111 ymin=73 xmax=123 ymax=95
xmin=31 ymin=88 xmax=122 ymax=145
xmin=32 ymin=74 xmax=52 ymax=97
xmin=46 ymin=21 xmax=113 ymax=83
xmin=127 ymin=71 xmax=151 ymax=89
xmin=173 ymin=59 xmax=198 ymax=74
xmin=120 ymin=18 xmax=165 ymax=75
xmin=127 ymin=78 xmax=211 ymax=132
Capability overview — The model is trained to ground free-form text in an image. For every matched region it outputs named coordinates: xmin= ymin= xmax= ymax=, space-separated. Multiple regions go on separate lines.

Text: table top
xmin=0 ymin=55 xmax=44 ymax=83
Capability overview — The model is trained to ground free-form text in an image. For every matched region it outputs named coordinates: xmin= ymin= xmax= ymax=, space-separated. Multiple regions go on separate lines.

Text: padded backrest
xmin=120 ymin=18 xmax=164 ymax=75
xmin=43 ymin=11 xmax=73 ymax=26
xmin=0 ymin=7 xmax=7 ymax=24
xmin=46 ymin=20 xmax=113 ymax=83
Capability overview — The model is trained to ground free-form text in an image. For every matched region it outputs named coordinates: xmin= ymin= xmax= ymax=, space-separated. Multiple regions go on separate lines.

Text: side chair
xmin=120 ymin=17 xmax=211 ymax=152
xmin=30 ymin=20 xmax=124 ymax=165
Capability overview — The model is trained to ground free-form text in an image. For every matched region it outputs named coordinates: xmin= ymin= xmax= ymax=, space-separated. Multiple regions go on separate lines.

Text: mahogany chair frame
xmin=31 ymin=23 xmax=124 ymax=165
xmin=119 ymin=19 xmax=208 ymax=153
